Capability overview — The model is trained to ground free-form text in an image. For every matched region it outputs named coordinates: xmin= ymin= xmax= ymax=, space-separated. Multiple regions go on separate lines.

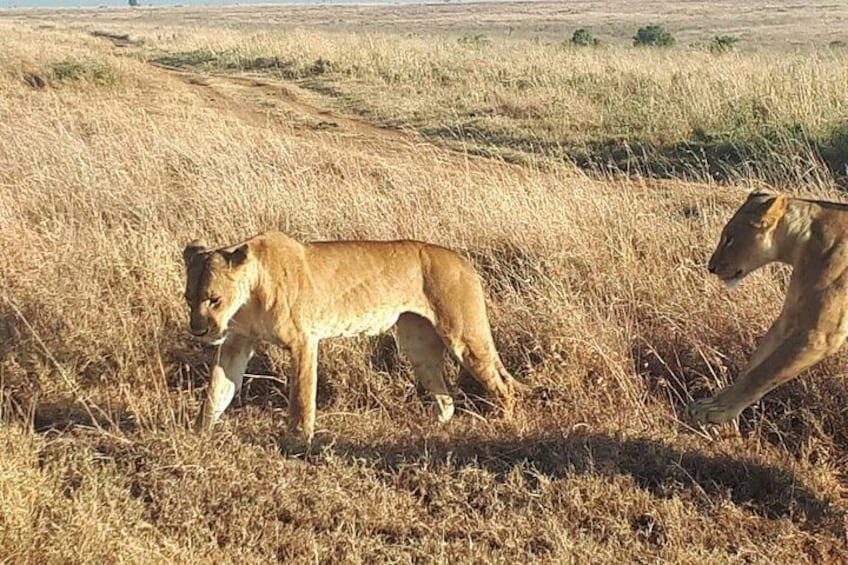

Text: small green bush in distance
xmin=633 ymin=24 xmax=675 ymax=47
xmin=457 ymin=33 xmax=490 ymax=48
xmin=570 ymin=28 xmax=600 ymax=47
xmin=710 ymin=35 xmax=740 ymax=53
xmin=50 ymin=58 xmax=118 ymax=85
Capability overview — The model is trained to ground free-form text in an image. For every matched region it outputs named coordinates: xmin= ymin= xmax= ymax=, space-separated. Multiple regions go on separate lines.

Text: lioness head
xmin=707 ymin=190 xmax=788 ymax=288
xmin=182 ymin=239 xmax=252 ymax=345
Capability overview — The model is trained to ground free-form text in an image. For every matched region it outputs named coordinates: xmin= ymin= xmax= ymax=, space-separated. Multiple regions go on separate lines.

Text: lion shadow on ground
xmin=320 ymin=430 xmax=843 ymax=535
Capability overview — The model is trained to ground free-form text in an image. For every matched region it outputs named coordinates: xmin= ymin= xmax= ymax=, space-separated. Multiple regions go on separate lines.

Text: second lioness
xmin=688 ymin=190 xmax=848 ymax=426
xmin=182 ymin=231 xmax=519 ymax=442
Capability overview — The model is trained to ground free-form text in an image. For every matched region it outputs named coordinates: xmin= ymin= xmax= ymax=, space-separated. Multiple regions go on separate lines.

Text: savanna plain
xmin=3 ymin=1 xmax=848 ymax=562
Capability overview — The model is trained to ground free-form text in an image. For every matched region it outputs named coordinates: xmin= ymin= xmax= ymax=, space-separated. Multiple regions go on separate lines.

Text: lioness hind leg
xmin=447 ymin=333 xmax=516 ymax=418
xmin=396 ymin=313 xmax=454 ymax=423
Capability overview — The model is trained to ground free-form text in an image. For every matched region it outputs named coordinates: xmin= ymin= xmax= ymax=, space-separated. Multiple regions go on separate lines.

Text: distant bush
xmin=128 ymin=0 xmax=138 ymax=6
xmin=50 ymin=58 xmax=118 ymax=85
xmin=570 ymin=28 xmax=600 ymax=47
xmin=457 ymin=33 xmax=491 ymax=48
xmin=633 ymin=25 xmax=675 ymax=47
xmin=152 ymin=50 xmax=219 ymax=69
xmin=710 ymin=35 xmax=739 ymax=53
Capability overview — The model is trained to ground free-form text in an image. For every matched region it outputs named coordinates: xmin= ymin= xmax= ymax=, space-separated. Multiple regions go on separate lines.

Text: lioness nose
xmin=707 ymin=257 xmax=718 ymax=274
xmin=190 ymin=326 xmax=209 ymax=337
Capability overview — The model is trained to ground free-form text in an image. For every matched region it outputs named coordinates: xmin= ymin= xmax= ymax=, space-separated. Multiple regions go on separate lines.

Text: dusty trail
xmin=144 ymin=59 xmax=518 ymax=174
xmin=142 ymin=59 xmax=697 ymax=195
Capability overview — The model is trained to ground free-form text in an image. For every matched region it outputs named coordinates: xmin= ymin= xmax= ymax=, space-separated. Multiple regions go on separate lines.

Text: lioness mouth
xmin=721 ymin=270 xmax=744 ymax=290
xmin=719 ymin=269 xmax=744 ymax=283
xmin=209 ymin=334 xmax=227 ymax=346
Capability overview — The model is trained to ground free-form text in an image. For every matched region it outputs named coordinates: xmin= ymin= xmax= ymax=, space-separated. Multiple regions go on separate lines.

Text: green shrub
xmin=710 ymin=35 xmax=739 ymax=53
xmin=151 ymin=50 xmax=220 ymax=69
xmin=50 ymin=58 xmax=118 ymax=85
xmin=633 ymin=25 xmax=675 ymax=47
xmin=570 ymin=28 xmax=600 ymax=47
xmin=457 ymin=33 xmax=490 ymax=48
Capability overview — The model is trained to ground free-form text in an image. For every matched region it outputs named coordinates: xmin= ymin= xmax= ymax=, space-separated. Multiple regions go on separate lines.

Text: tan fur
xmin=182 ymin=231 xmax=518 ymax=442
xmin=687 ymin=190 xmax=848 ymax=425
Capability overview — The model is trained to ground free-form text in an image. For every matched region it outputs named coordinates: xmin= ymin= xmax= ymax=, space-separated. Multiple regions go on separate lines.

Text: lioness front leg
xmin=199 ymin=335 xmax=254 ymax=431
xmin=687 ymin=329 xmax=837 ymax=425
xmin=287 ymin=337 xmax=319 ymax=443
xmin=740 ymin=312 xmax=790 ymax=375
xmin=694 ymin=312 xmax=790 ymax=423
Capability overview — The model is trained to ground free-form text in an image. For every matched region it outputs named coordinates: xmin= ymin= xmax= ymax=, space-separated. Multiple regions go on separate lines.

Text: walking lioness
xmin=687 ymin=189 xmax=848 ymax=426
xmin=182 ymin=231 xmax=518 ymax=442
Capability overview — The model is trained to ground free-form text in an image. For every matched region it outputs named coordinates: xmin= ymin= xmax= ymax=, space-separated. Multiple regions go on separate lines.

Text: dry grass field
xmin=2 ymin=2 xmax=848 ymax=562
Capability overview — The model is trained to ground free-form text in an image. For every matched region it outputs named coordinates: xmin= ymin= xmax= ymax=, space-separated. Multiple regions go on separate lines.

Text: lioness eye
xmin=208 ymin=297 xmax=222 ymax=308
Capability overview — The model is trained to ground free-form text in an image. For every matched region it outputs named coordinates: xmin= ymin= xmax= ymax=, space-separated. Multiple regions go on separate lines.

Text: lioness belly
xmin=319 ymin=310 xmax=402 ymax=338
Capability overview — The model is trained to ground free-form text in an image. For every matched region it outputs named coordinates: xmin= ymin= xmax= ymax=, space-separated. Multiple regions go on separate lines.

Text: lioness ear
xmin=224 ymin=243 xmax=249 ymax=268
xmin=183 ymin=239 xmax=208 ymax=267
xmin=746 ymin=187 xmax=778 ymax=201
xmin=753 ymin=194 xmax=788 ymax=230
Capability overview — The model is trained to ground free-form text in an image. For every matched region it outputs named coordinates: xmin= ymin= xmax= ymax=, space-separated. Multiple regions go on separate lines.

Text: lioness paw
xmin=287 ymin=419 xmax=315 ymax=446
xmin=196 ymin=400 xmax=223 ymax=433
xmin=685 ymin=397 xmax=740 ymax=426
xmin=434 ymin=394 xmax=455 ymax=424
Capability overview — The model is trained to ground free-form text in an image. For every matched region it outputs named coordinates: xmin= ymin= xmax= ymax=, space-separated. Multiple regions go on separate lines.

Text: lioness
xmin=687 ymin=189 xmax=848 ymax=426
xmin=182 ymin=231 xmax=518 ymax=442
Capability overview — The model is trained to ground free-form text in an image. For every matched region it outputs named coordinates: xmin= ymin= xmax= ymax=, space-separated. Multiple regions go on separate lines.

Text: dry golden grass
xmin=2 ymin=10 xmax=848 ymax=563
